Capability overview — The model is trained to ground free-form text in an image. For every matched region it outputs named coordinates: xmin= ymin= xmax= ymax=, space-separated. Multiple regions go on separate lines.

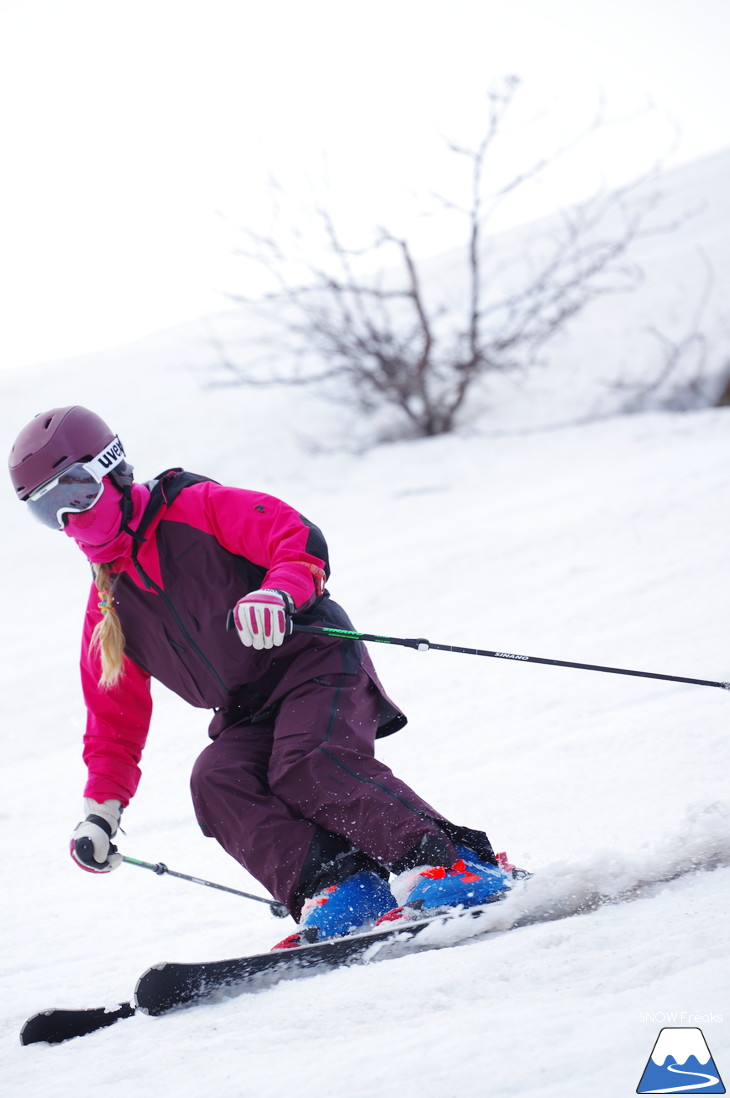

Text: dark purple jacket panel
xmin=109 ymin=487 xmax=406 ymax=738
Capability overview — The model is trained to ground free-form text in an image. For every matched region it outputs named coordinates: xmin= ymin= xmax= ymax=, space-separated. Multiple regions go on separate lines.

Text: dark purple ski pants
xmin=190 ymin=668 xmax=458 ymax=915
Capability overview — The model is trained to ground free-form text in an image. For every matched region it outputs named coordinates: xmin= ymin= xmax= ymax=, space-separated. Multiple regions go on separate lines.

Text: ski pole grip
xmin=225 ymin=608 xmax=295 ymax=636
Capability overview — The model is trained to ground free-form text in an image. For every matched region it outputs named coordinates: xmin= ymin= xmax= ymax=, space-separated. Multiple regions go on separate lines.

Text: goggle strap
xmin=83 ymin=436 xmax=126 ymax=482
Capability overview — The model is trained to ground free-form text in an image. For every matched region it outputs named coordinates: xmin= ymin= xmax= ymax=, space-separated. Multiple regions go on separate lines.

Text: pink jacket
xmin=80 ymin=474 xmax=404 ymax=805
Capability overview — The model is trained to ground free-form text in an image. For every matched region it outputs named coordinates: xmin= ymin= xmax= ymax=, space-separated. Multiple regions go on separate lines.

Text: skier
xmin=9 ymin=405 xmax=513 ymax=946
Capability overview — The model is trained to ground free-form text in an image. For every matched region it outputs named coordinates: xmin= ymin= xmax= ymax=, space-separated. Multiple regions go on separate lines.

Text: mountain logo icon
xmin=637 ymin=1027 xmax=725 ymax=1093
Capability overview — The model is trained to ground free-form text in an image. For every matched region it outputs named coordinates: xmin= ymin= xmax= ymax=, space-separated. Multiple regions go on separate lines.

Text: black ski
xmin=135 ymin=902 xmax=492 ymax=1015
xmin=20 ymin=1002 xmax=136 ymax=1045
xmin=19 ymin=902 xmax=499 ymax=1043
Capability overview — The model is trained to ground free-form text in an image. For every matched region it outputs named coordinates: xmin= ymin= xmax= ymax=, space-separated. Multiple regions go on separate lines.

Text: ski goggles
xmin=26 ymin=436 xmax=127 ymax=530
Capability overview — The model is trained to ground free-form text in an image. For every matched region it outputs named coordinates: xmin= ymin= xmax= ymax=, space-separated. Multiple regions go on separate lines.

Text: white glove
xmin=233 ymin=589 xmax=294 ymax=651
xmin=69 ymin=798 xmax=123 ymax=873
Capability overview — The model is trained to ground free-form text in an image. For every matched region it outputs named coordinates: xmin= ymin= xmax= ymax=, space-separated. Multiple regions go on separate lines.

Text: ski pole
xmin=290 ymin=624 xmax=730 ymax=692
xmin=122 ymin=856 xmax=289 ymax=918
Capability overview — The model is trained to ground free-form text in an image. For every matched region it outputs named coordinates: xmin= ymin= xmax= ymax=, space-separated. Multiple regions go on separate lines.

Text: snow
xmin=2 ymin=150 xmax=730 ymax=1097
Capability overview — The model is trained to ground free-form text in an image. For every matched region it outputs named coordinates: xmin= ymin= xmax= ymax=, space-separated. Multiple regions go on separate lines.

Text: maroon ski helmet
xmin=9 ymin=406 xmax=134 ymax=500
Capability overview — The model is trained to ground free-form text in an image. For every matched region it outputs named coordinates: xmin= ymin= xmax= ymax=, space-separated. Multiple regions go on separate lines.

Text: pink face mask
xmin=63 ymin=480 xmax=128 ymax=561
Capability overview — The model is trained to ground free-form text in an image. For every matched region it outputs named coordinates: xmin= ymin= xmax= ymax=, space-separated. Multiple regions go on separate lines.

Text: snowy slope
xmin=2 ymin=156 xmax=729 ymax=1097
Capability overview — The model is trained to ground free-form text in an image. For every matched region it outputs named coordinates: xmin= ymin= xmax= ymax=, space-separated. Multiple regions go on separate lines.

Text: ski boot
xmin=272 ymin=870 xmax=396 ymax=950
xmin=377 ymin=846 xmax=519 ymax=926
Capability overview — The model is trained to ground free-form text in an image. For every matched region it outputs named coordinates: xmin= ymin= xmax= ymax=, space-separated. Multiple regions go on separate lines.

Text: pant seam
xmin=316 ymin=744 xmax=430 ymax=821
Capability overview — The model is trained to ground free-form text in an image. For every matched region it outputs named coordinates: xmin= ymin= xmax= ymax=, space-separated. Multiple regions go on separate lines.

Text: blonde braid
xmin=90 ymin=563 xmax=126 ymax=688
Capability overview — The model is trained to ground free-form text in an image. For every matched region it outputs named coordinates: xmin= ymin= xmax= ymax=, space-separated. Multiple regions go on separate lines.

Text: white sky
xmin=1 ymin=0 xmax=729 ymax=370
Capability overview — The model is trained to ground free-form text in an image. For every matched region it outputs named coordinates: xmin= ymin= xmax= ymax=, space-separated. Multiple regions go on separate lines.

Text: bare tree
xmin=716 ymin=368 xmax=730 ymax=407
xmin=212 ymin=78 xmax=677 ymax=441
xmin=611 ymin=252 xmax=730 ymax=413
